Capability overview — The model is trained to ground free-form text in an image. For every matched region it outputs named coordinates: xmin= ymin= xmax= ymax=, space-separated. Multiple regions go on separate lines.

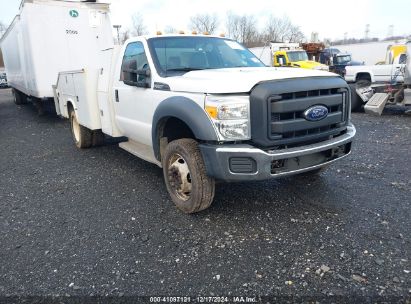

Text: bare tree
xmin=131 ymin=13 xmax=148 ymax=36
xmin=120 ymin=29 xmax=130 ymax=44
xmin=164 ymin=25 xmax=177 ymax=34
xmin=226 ymin=12 xmax=261 ymax=47
xmin=288 ymin=25 xmax=305 ymax=43
xmin=189 ymin=13 xmax=219 ymax=34
xmin=262 ymin=15 xmax=305 ymax=44
xmin=226 ymin=12 xmax=240 ymax=41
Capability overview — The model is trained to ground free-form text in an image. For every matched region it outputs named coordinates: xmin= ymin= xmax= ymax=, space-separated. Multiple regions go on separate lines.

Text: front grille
xmin=269 ymin=88 xmax=348 ymax=145
xmin=249 ymin=77 xmax=350 ymax=148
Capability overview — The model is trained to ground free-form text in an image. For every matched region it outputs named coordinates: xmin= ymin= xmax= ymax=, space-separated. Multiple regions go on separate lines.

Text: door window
xmin=276 ymin=55 xmax=287 ymax=65
xmin=121 ymin=42 xmax=149 ymax=83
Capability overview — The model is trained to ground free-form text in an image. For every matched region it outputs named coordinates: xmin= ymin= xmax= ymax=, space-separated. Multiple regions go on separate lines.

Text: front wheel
xmin=162 ymin=138 xmax=215 ymax=213
xmin=69 ymin=109 xmax=92 ymax=148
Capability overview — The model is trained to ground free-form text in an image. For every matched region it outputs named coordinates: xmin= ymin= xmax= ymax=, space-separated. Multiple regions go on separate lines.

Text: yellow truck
xmin=250 ymin=42 xmax=329 ymax=71
xmin=271 ymin=43 xmax=329 ymax=71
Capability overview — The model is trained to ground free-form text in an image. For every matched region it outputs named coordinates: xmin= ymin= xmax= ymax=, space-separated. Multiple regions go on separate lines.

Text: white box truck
xmin=0 ymin=0 xmax=113 ymax=114
xmin=3 ymin=1 xmax=356 ymax=213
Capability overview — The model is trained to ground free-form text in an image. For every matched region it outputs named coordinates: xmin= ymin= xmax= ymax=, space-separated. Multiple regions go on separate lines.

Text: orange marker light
xmin=205 ymin=105 xmax=217 ymax=119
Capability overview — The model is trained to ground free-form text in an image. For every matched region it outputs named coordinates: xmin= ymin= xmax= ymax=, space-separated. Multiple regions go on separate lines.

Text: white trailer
xmin=0 ymin=0 xmax=113 ymax=113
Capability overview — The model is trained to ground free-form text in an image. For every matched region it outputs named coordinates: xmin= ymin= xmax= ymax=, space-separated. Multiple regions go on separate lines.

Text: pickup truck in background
xmin=345 ymin=44 xmax=408 ymax=113
xmin=327 ymin=53 xmax=363 ymax=77
xmin=54 ymin=34 xmax=356 ymax=213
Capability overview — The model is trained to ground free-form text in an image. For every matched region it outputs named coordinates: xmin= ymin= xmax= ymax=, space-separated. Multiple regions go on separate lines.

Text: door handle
xmin=115 ymin=89 xmax=119 ymax=102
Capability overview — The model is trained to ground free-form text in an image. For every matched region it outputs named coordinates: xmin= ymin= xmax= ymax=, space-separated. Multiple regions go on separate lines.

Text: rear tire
xmin=92 ymin=130 xmax=105 ymax=147
xmin=34 ymin=98 xmax=45 ymax=116
xmin=162 ymin=138 xmax=215 ymax=213
xmin=12 ymin=89 xmax=26 ymax=105
xmin=69 ymin=108 xmax=92 ymax=148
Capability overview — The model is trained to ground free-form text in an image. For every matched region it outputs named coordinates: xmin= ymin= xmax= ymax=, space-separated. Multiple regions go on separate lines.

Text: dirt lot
xmin=0 ymin=88 xmax=410 ymax=302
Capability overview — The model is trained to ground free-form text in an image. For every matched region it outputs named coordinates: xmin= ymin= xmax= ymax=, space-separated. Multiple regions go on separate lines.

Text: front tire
xmin=162 ymin=138 xmax=215 ymax=213
xmin=69 ymin=109 xmax=92 ymax=148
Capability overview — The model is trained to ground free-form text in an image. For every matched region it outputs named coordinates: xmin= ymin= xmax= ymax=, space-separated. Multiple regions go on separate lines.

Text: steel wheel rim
xmin=71 ymin=113 xmax=80 ymax=143
xmin=167 ymin=153 xmax=192 ymax=201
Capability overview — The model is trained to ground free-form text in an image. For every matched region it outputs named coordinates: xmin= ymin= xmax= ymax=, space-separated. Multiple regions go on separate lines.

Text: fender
xmin=152 ymin=96 xmax=218 ymax=160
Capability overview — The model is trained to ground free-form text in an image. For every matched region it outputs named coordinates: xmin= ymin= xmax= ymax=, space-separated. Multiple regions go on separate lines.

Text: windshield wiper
xmin=166 ymin=67 xmax=205 ymax=72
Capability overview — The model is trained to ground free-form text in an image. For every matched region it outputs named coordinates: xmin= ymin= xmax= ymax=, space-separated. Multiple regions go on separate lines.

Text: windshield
xmin=147 ymin=36 xmax=264 ymax=76
xmin=335 ymin=55 xmax=351 ymax=64
xmin=286 ymin=51 xmax=308 ymax=62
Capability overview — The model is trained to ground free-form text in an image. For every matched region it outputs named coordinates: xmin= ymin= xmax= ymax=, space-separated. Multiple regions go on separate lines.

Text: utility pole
xmin=365 ymin=24 xmax=370 ymax=41
xmin=113 ymin=24 xmax=121 ymax=45
xmin=387 ymin=25 xmax=394 ymax=39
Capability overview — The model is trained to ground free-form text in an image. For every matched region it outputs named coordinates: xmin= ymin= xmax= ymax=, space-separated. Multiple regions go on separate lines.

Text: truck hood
xmin=165 ymin=67 xmax=336 ymax=94
xmin=293 ymin=61 xmax=328 ymax=70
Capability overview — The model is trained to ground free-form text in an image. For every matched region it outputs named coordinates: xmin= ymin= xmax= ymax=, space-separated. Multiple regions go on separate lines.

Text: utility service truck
xmin=2 ymin=0 xmax=356 ymax=213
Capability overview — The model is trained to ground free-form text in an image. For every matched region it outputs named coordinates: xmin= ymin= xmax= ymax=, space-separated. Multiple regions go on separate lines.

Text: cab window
xmin=276 ymin=55 xmax=287 ymax=65
xmin=121 ymin=42 xmax=149 ymax=82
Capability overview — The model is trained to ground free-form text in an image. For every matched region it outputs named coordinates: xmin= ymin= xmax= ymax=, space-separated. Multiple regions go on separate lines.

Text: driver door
xmin=112 ymin=41 xmax=154 ymax=146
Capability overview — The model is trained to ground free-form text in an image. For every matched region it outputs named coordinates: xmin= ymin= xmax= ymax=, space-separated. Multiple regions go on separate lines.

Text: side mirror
xmin=122 ymin=59 xmax=151 ymax=88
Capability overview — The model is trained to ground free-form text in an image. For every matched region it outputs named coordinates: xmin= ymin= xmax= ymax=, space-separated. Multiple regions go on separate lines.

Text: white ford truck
xmin=54 ymin=34 xmax=356 ymax=213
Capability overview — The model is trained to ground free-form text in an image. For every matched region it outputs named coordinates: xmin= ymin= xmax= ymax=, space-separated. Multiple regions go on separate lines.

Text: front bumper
xmin=200 ymin=123 xmax=356 ymax=182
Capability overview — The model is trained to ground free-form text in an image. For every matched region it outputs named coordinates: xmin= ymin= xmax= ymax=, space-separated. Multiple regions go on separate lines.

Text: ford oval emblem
xmin=303 ymin=105 xmax=329 ymax=121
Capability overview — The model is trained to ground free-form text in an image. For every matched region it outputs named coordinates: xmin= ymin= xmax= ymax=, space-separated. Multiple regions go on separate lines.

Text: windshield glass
xmin=148 ymin=36 xmax=264 ymax=76
xmin=286 ymin=51 xmax=308 ymax=62
xmin=335 ymin=55 xmax=351 ymax=64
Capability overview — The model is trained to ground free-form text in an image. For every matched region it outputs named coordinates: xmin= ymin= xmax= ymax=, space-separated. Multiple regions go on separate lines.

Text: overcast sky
xmin=1 ymin=0 xmax=410 ymax=41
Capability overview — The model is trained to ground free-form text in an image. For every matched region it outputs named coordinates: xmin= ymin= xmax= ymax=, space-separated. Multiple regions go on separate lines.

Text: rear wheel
xmin=162 ymin=138 xmax=215 ymax=213
xmin=12 ymin=89 xmax=26 ymax=105
xmin=92 ymin=130 xmax=105 ymax=147
xmin=69 ymin=108 xmax=92 ymax=148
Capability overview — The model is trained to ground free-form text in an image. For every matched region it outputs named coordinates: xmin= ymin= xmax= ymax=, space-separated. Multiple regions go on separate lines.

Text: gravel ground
xmin=0 ymin=88 xmax=410 ymax=302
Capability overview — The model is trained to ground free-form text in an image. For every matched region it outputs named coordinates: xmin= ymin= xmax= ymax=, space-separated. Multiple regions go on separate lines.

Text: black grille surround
xmin=250 ymin=76 xmax=350 ymax=148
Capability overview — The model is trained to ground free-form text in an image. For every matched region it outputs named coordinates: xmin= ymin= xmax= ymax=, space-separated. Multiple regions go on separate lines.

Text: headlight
xmin=205 ymin=95 xmax=250 ymax=140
